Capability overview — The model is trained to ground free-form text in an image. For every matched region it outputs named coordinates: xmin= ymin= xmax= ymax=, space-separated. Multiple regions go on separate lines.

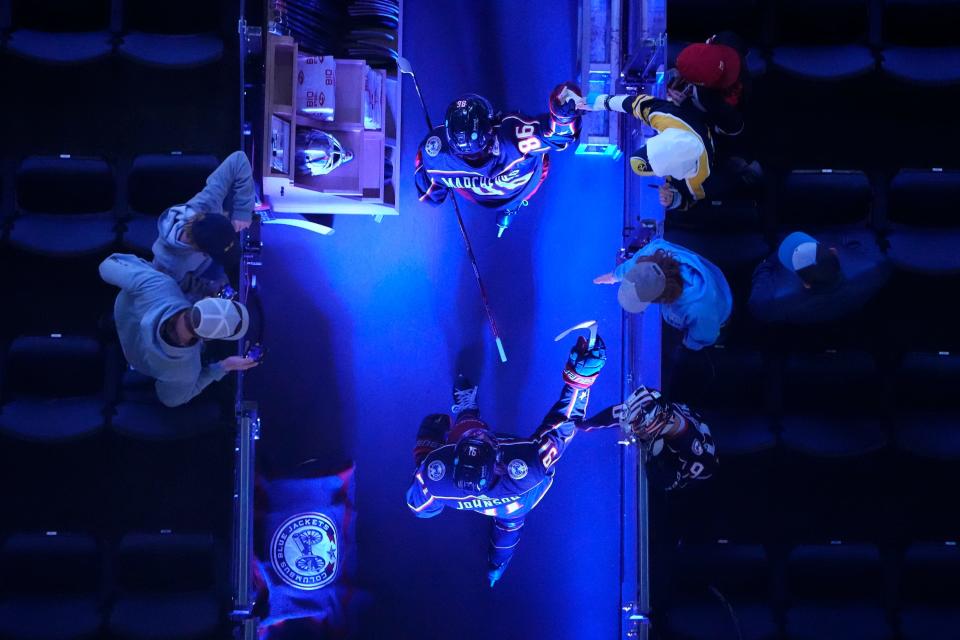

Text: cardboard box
xmin=363 ymin=66 xmax=383 ymax=131
xmin=297 ymin=55 xmax=336 ymax=120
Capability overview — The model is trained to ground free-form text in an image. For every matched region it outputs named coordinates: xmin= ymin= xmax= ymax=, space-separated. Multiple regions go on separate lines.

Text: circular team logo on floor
xmin=425 ymin=135 xmax=442 ymax=157
xmin=507 ymin=459 xmax=528 ymax=480
xmin=270 ymin=513 xmax=339 ymax=590
xmin=427 ymin=460 xmax=446 ymax=481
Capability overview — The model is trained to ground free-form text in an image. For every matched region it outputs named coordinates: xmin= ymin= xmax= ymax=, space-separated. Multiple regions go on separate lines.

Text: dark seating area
xmin=0 ymin=1 xmax=240 ymax=637
xmin=659 ymin=0 xmax=960 ymax=638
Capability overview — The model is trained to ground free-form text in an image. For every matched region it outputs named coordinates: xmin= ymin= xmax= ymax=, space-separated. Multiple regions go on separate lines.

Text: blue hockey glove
xmin=563 ymin=334 xmax=607 ymax=388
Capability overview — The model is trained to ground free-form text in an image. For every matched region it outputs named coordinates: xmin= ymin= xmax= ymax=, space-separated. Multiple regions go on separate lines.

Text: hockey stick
xmin=397 ymin=56 xmax=508 ymax=363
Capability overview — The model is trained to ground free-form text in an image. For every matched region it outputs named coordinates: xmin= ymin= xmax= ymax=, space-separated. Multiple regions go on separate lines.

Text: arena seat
xmin=779 ymin=350 xmax=886 ymax=456
xmin=0 ymin=532 xmax=103 ymax=640
xmin=899 ymin=542 xmax=960 ymax=639
xmin=111 ymin=368 xmax=224 ymax=441
xmin=10 ymin=156 xmax=116 ymax=256
xmin=664 ymin=542 xmax=777 ymax=640
xmin=777 ymin=169 xmax=872 ymax=228
xmin=108 ymin=532 xmax=220 ymax=640
xmin=665 ymin=0 xmax=763 ymax=46
xmin=885 ymin=169 xmax=960 ymax=274
xmin=121 ymin=153 xmax=219 ymax=255
xmin=0 ymin=335 xmax=107 ymax=441
xmin=666 ymin=346 xmax=776 ymax=455
xmin=785 ymin=544 xmax=892 ymax=640
xmin=118 ymin=0 xmax=225 ymax=68
xmin=890 ymin=352 xmax=960 ymax=458
xmin=770 ymin=0 xmax=875 ymax=80
xmin=6 ymin=0 xmax=113 ymax=64
xmin=666 ymin=196 xmax=769 ymax=273
xmin=880 ymin=0 xmax=960 ymax=85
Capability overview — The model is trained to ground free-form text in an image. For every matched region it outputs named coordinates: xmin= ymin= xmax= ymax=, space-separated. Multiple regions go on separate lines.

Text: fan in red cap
xmin=676 ymin=43 xmax=742 ymax=91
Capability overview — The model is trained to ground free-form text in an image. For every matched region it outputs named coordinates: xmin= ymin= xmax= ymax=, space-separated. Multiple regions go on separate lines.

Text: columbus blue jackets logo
xmin=270 ymin=513 xmax=338 ymax=590
xmin=507 ymin=458 xmax=528 ymax=480
xmin=425 ymin=136 xmax=442 ymax=157
xmin=427 ymin=460 xmax=446 ymax=481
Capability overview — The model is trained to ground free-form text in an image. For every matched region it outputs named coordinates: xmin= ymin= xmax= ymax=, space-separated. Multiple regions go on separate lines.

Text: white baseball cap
xmin=645 ymin=128 xmax=704 ymax=179
xmin=191 ymin=298 xmax=250 ymax=341
xmin=778 ymin=231 xmax=819 ymax=272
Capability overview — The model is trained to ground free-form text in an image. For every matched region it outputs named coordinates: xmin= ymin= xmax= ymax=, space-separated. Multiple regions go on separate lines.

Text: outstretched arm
xmin=187 ymin=151 xmax=255 ymax=224
xmin=154 ymin=362 xmax=227 ymax=408
xmin=530 ymin=335 xmax=607 ymax=469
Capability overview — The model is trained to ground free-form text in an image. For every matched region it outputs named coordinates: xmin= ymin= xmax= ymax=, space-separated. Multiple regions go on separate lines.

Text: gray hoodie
xmin=100 ymin=253 xmax=227 ymax=407
xmin=152 ymin=151 xmax=255 ymax=302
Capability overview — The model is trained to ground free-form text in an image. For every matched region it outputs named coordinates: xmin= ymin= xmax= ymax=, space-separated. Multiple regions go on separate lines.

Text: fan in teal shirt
xmin=596 ymin=238 xmax=733 ymax=350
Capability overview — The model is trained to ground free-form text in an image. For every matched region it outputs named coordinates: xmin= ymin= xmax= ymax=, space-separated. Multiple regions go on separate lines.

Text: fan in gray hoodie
xmin=100 ymin=253 xmax=257 ymax=407
xmin=152 ymin=151 xmax=255 ymax=302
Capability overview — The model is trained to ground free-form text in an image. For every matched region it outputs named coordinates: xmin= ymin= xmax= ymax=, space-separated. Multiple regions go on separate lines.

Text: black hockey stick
xmin=397 ymin=56 xmax=507 ymax=363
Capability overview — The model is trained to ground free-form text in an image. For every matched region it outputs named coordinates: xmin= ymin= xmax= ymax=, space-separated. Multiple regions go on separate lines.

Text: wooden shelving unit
xmin=261 ymin=33 xmax=400 ymax=221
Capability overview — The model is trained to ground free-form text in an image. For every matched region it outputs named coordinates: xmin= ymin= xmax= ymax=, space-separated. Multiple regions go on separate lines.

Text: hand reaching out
xmin=593 ymin=272 xmax=618 ymax=285
xmin=232 ymin=219 xmax=252 ymax=233
xmin=221 ymin=355 xmax=259 ymax=372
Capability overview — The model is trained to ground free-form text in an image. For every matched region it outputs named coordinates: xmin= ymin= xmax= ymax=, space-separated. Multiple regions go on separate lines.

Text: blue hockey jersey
xmin=414 ymin=110 xmax=580 ymax=212
xmin=405 ymin=382 xmax=591 ymax=520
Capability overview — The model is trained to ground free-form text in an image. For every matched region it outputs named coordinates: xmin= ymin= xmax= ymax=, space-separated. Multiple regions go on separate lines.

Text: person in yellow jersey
xmin=580 ymin=92 xmax=760 ymax=211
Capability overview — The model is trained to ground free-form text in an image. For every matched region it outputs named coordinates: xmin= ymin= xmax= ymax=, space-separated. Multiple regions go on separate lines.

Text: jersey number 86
xmin=515 ymin=124 xmax=542 ymax=154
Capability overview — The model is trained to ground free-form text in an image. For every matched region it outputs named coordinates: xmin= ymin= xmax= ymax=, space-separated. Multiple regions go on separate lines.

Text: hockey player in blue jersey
xmin=405 ymin=334 xmax=607 ymax=586
xmin=414 ymin=82 xmax=583 ymax=237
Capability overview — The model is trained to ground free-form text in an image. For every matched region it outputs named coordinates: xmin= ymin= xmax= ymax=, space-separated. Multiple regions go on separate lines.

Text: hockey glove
xmin=563 ymin=334 xmax=607 ymax=389
xmin=549 ymin=81 xmax=584 ymax=122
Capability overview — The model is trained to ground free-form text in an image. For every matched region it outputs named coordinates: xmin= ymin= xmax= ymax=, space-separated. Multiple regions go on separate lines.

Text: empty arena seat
xmin=121 ymin=153 xmax=219 ymax=254
xmin=6 ymin=0 xmax=113 ymax=64
xmin=770 ymin=0 xmax=875 ymax=80
xmin=111 ymin=369 xmax=223 ymax=440
xmin=880 ymin=0 xmax=960 ymax=85
xmin=777 ymin=170 xmax=872 ymax=227
xmin=899 ymin=542 xmax=960 ymax=639
xmin=665 ymin=0 xmax=762 ymax=45
xmin=890 ymin=352 xmax=960 ymax=458
xmin=10 ymin=156 xmax=116 ymax=256
xmin=785 ymin=544 xmax=891 ymax=640
xmin=779 ymin=350 xmax=886 ymax=456
xmin=885 ymin=169 xmax=960 ymax=274
xmin=108 ymin=532 xmax=220 ymax=640
xmin=665 ymin=542 xmax=777 ymax=640
xmin=0 ymin=335 xmax=107 ymax=441
xmin=118 ymin=0 xmax=225 ymax=67
xmin=666 ymin=197 xmax=769 ymax=272
xmin=0 ymin=532 xmax=103 ymax=640
xmin=667 ymin=346 xmax=776 ymax=455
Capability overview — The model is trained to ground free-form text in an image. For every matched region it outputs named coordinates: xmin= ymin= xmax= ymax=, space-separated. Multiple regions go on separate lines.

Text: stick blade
xmin=495 ymin=337 xmax=507 ymax=363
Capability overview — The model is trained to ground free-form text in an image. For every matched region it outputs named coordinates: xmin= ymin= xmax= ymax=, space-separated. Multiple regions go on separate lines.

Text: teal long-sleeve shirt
xmin=614 ymin=238 xmax=732 ymax=350
xmin=100 ymin=254 xmax=226 ymax=407
xmin=152 ymin=151 xmax=255 ymax=301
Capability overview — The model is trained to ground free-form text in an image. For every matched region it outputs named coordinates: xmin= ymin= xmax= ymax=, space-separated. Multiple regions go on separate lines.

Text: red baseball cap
xmin=677 ymin=43 xmax=741 ymax=89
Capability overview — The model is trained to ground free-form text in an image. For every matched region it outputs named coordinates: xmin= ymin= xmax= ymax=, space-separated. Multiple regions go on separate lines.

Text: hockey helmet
xmin=445 ymin=94 xmax=495 ymax=157
xmin=452 ymin=427 xmax=500 ymax=493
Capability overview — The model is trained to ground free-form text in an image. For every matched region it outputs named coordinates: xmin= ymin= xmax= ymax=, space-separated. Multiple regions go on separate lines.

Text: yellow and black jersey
xmin=628 ymin=94 xmax=716 ymax=210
